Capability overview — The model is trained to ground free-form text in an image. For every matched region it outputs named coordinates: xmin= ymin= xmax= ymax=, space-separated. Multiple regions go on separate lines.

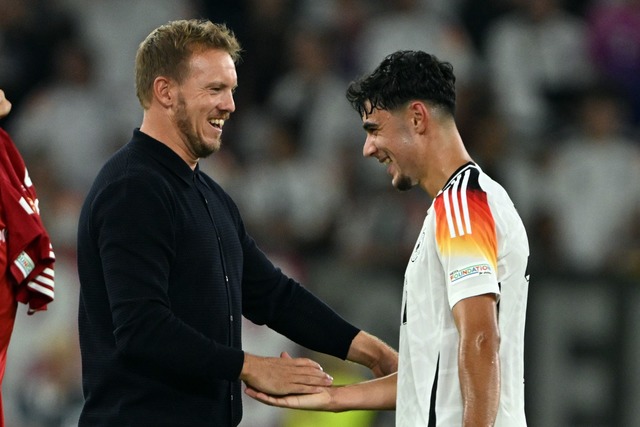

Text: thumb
xmin=280 ymin=351 xmax=293 ymax=359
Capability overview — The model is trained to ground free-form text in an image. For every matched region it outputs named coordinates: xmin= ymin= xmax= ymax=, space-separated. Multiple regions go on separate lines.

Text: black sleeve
xmin=239 ymin=223 xmax=360 ymax=360
xmin=93 ymin=174 xmax=243 ymax=383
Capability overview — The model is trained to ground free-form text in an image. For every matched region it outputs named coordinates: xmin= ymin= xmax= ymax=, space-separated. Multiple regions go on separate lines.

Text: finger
xmin=245 ymin=387 xmax=303 ymax=408
xmin=284 ymin=373 xmax=333 ymax=395
xmin=290 ymin=367 xmax=334 ymax=386
xmin=244 ymin=387 xmax=260 ymax=399
xmin=275 ymin=357 xmax=329 ymax=379
xmin=245 ymin=387 xmax=281 ymax=406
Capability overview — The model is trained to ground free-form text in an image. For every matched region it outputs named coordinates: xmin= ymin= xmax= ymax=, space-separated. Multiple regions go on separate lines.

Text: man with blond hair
xmin=77 ymin=19 xmax=397 ymax=427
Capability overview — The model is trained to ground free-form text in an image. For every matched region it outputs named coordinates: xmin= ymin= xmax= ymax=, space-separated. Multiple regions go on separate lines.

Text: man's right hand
xmin=240 ymin=351 xmax=333 ymax=396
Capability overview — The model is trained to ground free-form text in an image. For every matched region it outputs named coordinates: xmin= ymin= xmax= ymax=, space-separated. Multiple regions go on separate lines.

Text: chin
xmin=394 ymin=175 xmax=413 ymax=192
xmin=194 ymin=139 xmax=221 ymax=159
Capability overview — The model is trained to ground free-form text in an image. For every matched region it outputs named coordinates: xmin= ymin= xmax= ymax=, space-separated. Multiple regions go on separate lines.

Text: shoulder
xmin=85 ymin=146 xmax=181 ymax=219
xmin=435 ymin=163 xmax=515 ymax=229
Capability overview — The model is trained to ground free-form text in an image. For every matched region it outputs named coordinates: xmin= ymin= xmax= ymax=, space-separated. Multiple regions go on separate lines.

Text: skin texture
xmin=140 ymin=49 xmax=236 ymax=170
xmin=0 ymin=90 xmax=11 ymax=118
xmin=137 ymin=47 xmax=398 ymax=397
xmin=246 ymin=100 xmax=501 ymax=425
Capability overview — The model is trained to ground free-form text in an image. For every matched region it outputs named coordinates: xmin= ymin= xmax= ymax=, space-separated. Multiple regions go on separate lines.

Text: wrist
xmin=347 ymin=331 xmax=398 ymax=374
xmin=239 ymin=352 xmax=255 ymax=382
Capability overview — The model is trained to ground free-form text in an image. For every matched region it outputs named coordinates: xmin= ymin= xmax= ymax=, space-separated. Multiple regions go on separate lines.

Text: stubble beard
xmin=395 ymin=175 xmax=413 ymax=192
xmin=175 ymin=95 xmax=221 ymax=159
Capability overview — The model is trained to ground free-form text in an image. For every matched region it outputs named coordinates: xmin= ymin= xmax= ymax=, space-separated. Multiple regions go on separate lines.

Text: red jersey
xmin=0 ymin=128 xmax=55 ymax=427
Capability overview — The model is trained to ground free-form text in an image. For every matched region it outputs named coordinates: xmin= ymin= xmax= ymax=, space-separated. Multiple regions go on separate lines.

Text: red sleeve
xmin=0 ymin=128 xmax=55 ymax=313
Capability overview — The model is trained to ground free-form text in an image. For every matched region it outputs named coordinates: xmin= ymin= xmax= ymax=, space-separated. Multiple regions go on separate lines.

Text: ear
xmin=407 ymin=101 xmax=428 ymax=133
xmin=152 ymin=76 xmax=174 ymax=108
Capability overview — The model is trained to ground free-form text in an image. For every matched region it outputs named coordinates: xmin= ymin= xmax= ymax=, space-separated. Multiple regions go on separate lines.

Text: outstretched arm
xmin=346 ymin=331 xmax=398 ymax=378
xmin=242 ymin=325 xmax=398 ymax=410
xmin=246 ymin=368 xmax=397 ymax=412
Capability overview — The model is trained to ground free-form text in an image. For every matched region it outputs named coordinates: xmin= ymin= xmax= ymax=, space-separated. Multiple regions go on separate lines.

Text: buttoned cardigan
xmin=77 ymin=129 xmax=360 ymax=426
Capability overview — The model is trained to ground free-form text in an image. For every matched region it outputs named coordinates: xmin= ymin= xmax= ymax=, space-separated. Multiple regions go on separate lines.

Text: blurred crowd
xmin=1 ymin=0 xmax=640 ymax=426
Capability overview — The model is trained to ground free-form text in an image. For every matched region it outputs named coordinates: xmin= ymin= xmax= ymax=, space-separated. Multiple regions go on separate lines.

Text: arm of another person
xmin=245 ymin=352 xmax=397 ymax=411
xmin=346 ymin=330 xmax=398 ymax=377
xmin=239 ymin=330 xmax=398 ymax=397
xmin=452 ymin=293 xmax=500 ymax=427
xmin=235 ymin=211 xmax=397 ymax=389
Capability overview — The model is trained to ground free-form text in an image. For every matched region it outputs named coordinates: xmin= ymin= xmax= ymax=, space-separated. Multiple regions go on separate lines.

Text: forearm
xmin=346 ymin=331 xmax=398 ymax=377
xmin=458 ymin=338 xmax=500 ymax=426
xmin=264 ymin=285 xmax=361 ymax=359
xmin=330 ymin=372 xmax=397 ymax=412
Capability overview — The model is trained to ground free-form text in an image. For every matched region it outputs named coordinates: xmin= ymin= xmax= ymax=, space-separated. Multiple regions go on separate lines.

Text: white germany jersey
xmin=396 ymin=163 xmax=529 ymax=427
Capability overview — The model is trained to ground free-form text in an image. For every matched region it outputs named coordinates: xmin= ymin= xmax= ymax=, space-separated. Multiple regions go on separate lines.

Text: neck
xmin=420 ymin=122 xmax=472 ymax=198
xmin=140 ymin=110 xmax=198 ymax=169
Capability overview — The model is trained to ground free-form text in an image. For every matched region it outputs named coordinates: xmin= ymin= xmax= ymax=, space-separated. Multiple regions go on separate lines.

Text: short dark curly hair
xmin=346 ymin=50 xmax=456 ymax=118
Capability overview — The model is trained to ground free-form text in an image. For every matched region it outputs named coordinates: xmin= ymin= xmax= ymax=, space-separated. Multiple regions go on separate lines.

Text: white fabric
xmin=397 ymin=163 xmax=529 ymax=426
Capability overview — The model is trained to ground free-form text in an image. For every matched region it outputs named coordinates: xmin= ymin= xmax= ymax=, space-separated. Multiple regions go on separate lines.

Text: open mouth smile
xmin=209 ymin=118 xmax=225 ymax=129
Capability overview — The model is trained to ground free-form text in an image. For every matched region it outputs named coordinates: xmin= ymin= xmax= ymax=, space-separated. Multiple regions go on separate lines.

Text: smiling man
xmin=76 ymin=20 xmax=397 ymax=427
xmin=246 ymin=51 xmax=530 ymax=427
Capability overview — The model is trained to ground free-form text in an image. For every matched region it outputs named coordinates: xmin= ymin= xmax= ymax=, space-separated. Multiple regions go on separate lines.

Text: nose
xmin=362 ymin=135 xmax=377 ymax=158
xmin=221 ymin=90 xmax=236 ymax=113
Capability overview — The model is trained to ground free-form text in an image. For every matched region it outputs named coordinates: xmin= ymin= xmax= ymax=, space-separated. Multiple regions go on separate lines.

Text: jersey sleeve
xmin=0 ymin=128 xmax=55 ymax=313
xmin=434 ymin=168 xmax=499 ymax=308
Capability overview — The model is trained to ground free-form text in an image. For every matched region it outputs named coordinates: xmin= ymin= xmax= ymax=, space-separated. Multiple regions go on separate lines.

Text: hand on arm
xmin=453 ymin=293 xmax=501 ymax=427
xmin=346 ymin=331 xmax=398 ymax=378
xmin=239 ymin=351 xmax=334 ymax=396
xmin=245 ymin=369 xmax=397 ymax=412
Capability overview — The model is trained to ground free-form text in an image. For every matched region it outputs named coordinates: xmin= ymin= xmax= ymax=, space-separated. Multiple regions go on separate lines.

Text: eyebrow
xmin=206 ymin=81 xmax=238 ymax=91
xmin=362 ymin=121 xmax=378 ymax=132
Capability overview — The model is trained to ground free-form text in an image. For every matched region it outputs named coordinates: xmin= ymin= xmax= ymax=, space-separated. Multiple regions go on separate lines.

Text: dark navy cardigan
xmin=77 ymin=129 xmax=359 ymax=426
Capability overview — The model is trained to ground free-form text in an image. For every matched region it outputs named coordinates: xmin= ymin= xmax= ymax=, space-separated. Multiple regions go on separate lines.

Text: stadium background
xmin=1 ymin=0 xmax=639 ymax=426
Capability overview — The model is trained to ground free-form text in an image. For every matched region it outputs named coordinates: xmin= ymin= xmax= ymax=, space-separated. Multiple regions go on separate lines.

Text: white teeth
xmin=210 ymin=119 xmax=225 ymax=128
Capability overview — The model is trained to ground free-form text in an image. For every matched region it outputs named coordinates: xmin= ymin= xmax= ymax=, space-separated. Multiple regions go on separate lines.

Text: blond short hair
xmin=135 ymin=19 xmax=242 ymax=109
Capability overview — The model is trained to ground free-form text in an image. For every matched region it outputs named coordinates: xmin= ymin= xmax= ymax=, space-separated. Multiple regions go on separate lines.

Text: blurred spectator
xmin=264 ymin=23 xmax=361 ymax=163
xmin=4 ymin=256 xmax=81 ymax=427
xmin=297 ymin=0 xmax=372 ymax=79
xmin=227 ymin=0 xmax=295 ymax=107
xmin=586 ymin=0 xmax=640 ymax=125
xmin=541 ymin=84 xmax=640 ymax=275
xmin=10 ymin=39 xmax=121 ymax=194
xmin=58 ymin=0 xmax=197 ymax=131
xmin=333 ymin=185 xmax=429 ymax=274
xmin=236 ymin=119 xmax=345 ymax=255
xmin=355 ymin=0 xmax=480 ymax=86
xmin=459 ymin=0 xmax=514 ymax=53
xmin=8 ymin=39 xmax=123 ymax=251
xmin=0 ymin=0 xmax=76 ymax=125
xmin=13 ymin=333 xmax=82 ymax=427
xmin=484 ymin=0 xmax=594 ymax=148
